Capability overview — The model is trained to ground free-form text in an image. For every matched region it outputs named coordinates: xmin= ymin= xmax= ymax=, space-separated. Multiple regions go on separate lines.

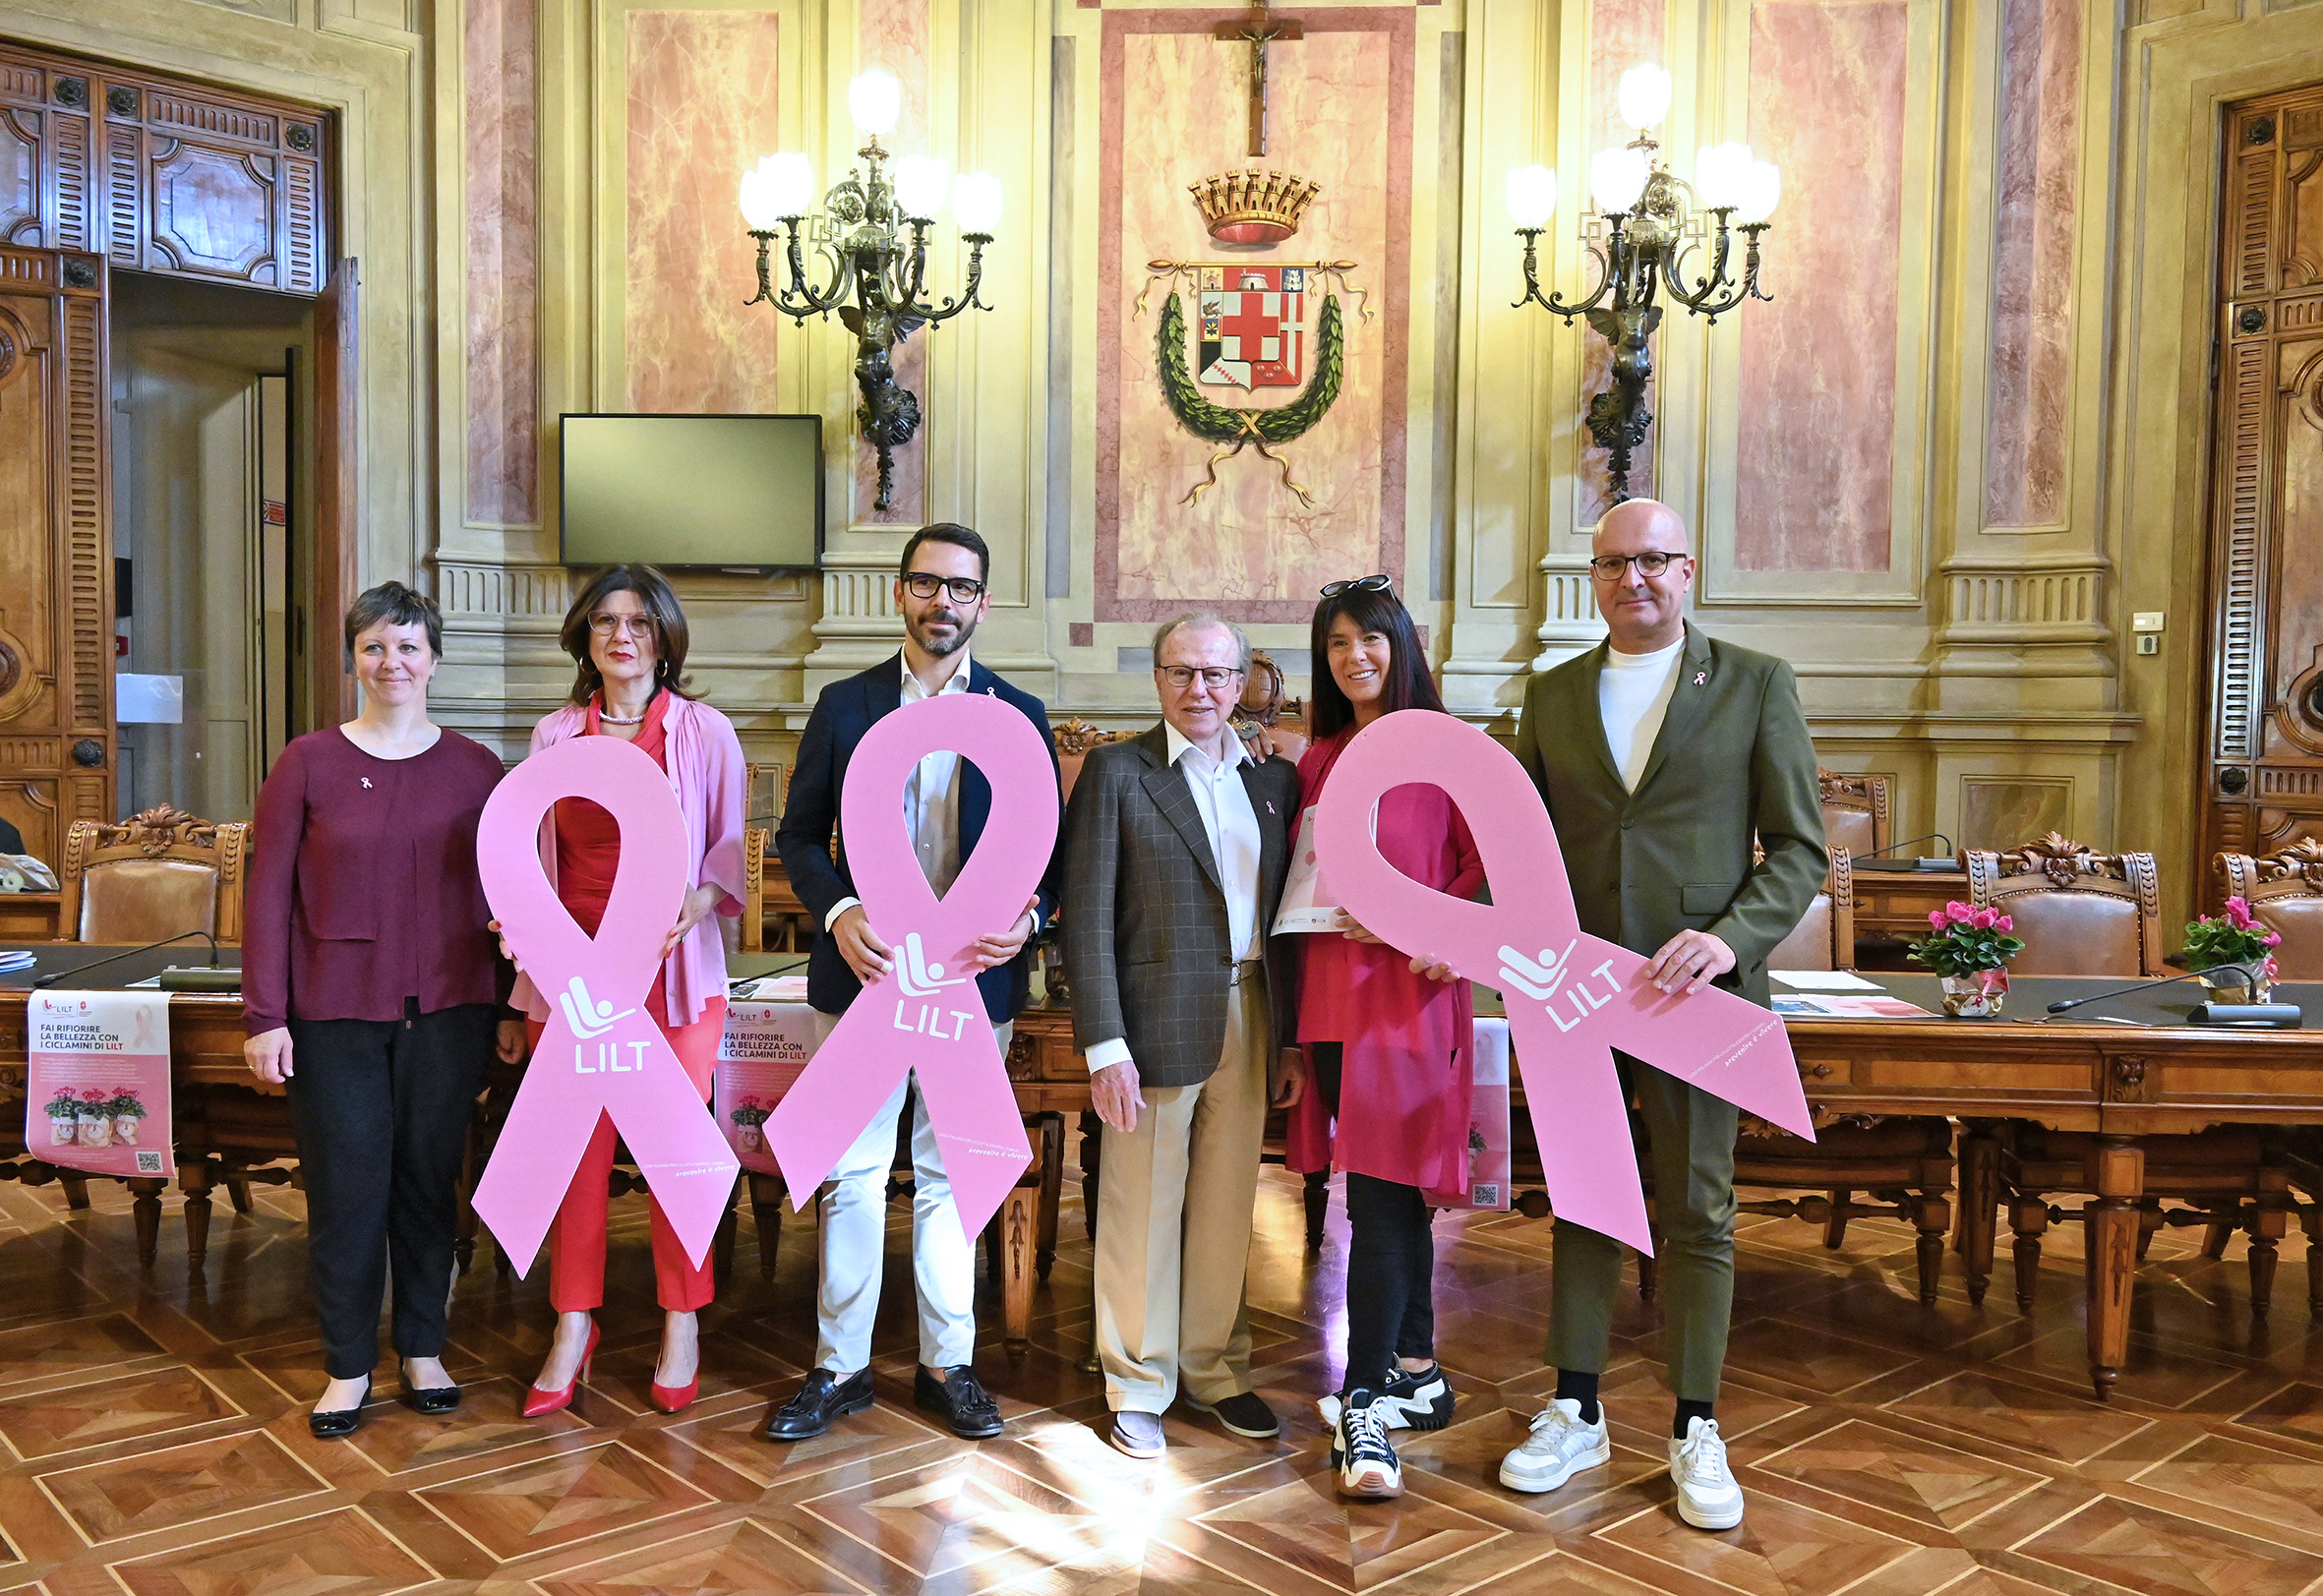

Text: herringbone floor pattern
xmin=0 ymin=1139 xmax=2316 ymax=1594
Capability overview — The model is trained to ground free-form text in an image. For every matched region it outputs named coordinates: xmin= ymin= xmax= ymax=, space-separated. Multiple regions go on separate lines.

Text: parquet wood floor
xmin=0 ymin=1140 xmax=2317 ymax=1595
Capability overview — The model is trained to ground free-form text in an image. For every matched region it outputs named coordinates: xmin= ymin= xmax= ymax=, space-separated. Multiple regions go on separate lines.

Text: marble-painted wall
xmin=853 ymin=0 xmax=929 ymax=526
xmin=1095 ymin=8 xmax=1411 ymax=624
xmin=1578 ymin=0 xmax=1664 ymax=525
xmin=464 ymin=0 xmax=537 ymax=529
xmin=1982 ymin=0 xmax=2079 ymax=528
xmin=1733 ymin=0 xmax=1908 ymax=573
xmin=623 ymin=10 xmax=785 ymax=414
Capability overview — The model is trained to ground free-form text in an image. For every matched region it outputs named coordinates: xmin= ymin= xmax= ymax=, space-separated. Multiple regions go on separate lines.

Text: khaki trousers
xmin=1094 ymin=976 xmax=1269 ymax=1414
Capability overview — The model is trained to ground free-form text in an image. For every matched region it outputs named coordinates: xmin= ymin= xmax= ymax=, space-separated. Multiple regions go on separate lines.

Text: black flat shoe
xmin=398 ymin=1361 xmax=461 ymax=1415
xmin=765 ymin=1367 xmax=875 ymax=1443
xmin=916 ymin=1363 xmax=1003 ymax=1440
xmin=309 ymin=1378 xmax=373 ymax=1440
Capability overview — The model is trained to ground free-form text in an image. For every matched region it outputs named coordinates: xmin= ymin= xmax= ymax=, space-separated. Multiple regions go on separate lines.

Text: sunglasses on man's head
xmin=1320 ymin=573 xmax=1394 ymax=598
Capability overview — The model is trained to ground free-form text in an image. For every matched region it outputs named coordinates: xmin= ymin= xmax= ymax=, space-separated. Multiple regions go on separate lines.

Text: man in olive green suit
xmin=1497 ymin=499 xmax=1823 ymax=1532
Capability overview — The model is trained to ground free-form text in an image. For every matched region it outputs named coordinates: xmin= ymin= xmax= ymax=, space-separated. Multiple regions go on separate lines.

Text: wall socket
xmin=2137 ymin=634 xmax=2160 ymax=655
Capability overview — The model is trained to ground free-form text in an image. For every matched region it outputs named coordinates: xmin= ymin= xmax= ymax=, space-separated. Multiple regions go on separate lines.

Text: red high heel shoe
xmin=522 ymin=1321 xmax=599 ymax=1418
xmin=649 ymin=1369 xmax=699 ymax=1415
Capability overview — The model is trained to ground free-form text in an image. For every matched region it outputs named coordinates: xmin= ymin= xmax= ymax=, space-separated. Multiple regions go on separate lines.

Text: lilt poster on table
xmin=713 ymin=1002 xmax=822 ymax=1176
xmin=1423 ymin=1017 xmax=1513 ymax=1212
xmin=26 ymin=991 xmax=171 ymax=1178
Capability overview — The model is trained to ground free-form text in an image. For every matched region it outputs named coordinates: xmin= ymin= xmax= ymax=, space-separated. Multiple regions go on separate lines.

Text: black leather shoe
xmin=309 ymin=1378 xmax=373 ymax=1440
xmin=916 ymin=1364 xmax=1004 ymax=1440
xmin=765 ymin=1368 xmax=874 ymax=1443
xmin=398 ymin=1361 xmax=461 ymax=1416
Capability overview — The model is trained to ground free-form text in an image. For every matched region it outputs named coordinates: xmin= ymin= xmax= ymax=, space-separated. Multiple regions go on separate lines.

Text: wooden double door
xmin=2202 ymin=85 xmax=2323 ymax=881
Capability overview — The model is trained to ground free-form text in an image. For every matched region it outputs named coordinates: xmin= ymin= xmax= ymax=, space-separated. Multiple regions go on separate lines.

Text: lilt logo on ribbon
xmin=1313 ymin=711 xmax=1814 ymax=1255
xmin=764 ymin=693 xmax=1057 ymax=1243
xmin=474 ymin=736 xmax=740 ymax=1274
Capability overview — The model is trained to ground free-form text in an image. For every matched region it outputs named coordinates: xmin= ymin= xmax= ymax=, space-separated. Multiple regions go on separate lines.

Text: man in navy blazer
xmin=766 ymin=522 xmax=1062 ymax=1446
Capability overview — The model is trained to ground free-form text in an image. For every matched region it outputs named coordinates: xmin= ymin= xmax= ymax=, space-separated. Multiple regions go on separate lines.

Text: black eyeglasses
xmin=1586 ymin=551 xmax=1690 ymax=581
xmin=1321 ymin=573 xmax=1394 ymax=598
xmin=1157 ymin=666 xmax=1247 ymax=689
xmin=901 ymin=572 xmax=986 ymax=605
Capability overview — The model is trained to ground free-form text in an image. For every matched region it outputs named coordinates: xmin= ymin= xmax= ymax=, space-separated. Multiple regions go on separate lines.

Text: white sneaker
xmin=1498 ymin=1397 xmax=1611 ymax=1494
xmin=1331 ymin=1389 xmax=1403 ymax=1498
xmin=1668 ymin=1417 xmax=1744 ymax=1530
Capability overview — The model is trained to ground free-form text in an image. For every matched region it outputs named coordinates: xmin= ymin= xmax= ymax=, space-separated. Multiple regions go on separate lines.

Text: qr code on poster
xmin=135 ymin=1151 xmax=164 ymax=1174
xmin=1471 ymin=1183 xmax=1500 ymax=1207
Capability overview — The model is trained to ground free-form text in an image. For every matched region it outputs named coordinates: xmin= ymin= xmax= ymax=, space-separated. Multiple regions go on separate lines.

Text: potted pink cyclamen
xmin=43 ymin=1089 xmax=79 ymax=1147
xmin=1907 ymin=901 xmax=2026 ymax=1018
xmin=2177 ymin=897 xmax=2282 ymax=1004
xmin=110 ymin=1091 xmax=149 ymax=1147
xmin=729 ymin=1095 xmax=771 ymax=1153
xmin=74 ymin=1087 xmax=114 ymax=1149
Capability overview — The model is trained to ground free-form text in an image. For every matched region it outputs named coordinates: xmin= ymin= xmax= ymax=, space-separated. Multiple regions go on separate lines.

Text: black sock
xmin=1674 ymin=1398 xmax=1714 ymax=1439
xmin=1554 ymin=1369 xmax=1601 ymax=1425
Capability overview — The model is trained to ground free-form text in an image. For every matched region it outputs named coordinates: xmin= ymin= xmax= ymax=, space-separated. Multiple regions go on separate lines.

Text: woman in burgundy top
xmin=244 ymin=583 xmax=523 ymax=1440
xmin=514 ymin=565 xmax=745 ymax=1421
xmin=1283 ymin=576 xmax=1480 ymax=1499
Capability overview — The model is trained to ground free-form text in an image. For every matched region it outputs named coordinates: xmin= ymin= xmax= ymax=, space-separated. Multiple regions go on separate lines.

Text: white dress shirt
xmin=1085 ymin=724 xmax=1263 ymax=1074
xmin=824 ymin=650 xmax=975 ymax=930
xmin=1598 ymin=636 xmax=1685 ymax=793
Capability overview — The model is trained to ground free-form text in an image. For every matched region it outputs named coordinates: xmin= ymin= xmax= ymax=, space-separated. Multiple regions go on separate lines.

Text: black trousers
xmin=1313 ymin=1043 xmax=1438 ymax=1392
xmin=285 ymin=1000 xmax=496 ymax=1379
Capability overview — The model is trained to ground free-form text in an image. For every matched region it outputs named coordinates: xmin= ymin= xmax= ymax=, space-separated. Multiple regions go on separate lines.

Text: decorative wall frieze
xmin=1937 ymin=555 xmax=2111 ymax=646
xmin=1530 ymin=559 xmax=1604 ymax=671
xmin=436 ymin=562 xmax=571 ymax=631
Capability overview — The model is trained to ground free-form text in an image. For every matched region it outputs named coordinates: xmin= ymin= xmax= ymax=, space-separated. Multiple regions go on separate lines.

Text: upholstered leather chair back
xmin=1817 ymin=771 xmax=1888 ymax=859
xmin=743 ymin=761 xmax=789 ymax=825
xmin=60 ymin=806 xmax=249 ymax=946
xmin=1962 ymin=833 xmax=2162 ymax=976
xmin=1766 ymin=849 xmax=1856 ymax=972
xmin=1053 ymin=719 xmax=1140 ymax=804
xmin=2217 ymin=839 xmax=2323 ymax=979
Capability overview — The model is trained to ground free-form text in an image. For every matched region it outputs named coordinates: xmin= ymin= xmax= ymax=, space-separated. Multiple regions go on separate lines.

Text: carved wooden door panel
xmin=0 ymin=41 xmax=327 ymax=294
xmin=0 ymin=247 xmax=113 ymax=862
xmin=2203 ymin=85 xmax=2323 ymax=889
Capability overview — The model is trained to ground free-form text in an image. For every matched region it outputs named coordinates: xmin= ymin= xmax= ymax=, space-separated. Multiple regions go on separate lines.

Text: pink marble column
xmin=624 ymin=11 xmax=784 ymax=415
xmin=854 ymin=0 xmax=929 ymax=524
xmin=464 ymin=0 xmax=538 ymax=527
xmin=1578 ymin=0 xmax=1665 ymax=525
xmin=1982 ymin=0 xmax=2079 ymax=528
xmin=1734 ymin=0 xmax=1908 ymax=573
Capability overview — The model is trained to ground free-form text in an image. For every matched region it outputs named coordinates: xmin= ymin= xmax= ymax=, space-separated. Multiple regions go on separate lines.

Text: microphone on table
xmin=2044 ymin=962 xmax=2300 ymax=1027
xmin=1852 ymin=833 xmax=1954 ymax=872
xmin=30 ymin=930 xmax=218 ymax=989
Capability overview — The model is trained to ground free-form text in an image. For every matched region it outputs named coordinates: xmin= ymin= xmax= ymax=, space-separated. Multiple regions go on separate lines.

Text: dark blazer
xmin=1513 ymin=621 xmax=1825 ymax=1009
xmin=1062 ymin=725 xmax=1300 ymax=1090
xmin=777 ymin=653 xmax=1063 ymax=1021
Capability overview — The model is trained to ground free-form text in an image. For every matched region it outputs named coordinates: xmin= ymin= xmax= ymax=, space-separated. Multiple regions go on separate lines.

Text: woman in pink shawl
xmin=1284 ymin=575 xmax=1482 ymax=1499
xmin=509 ymin=565 xmax=746 ymax=1420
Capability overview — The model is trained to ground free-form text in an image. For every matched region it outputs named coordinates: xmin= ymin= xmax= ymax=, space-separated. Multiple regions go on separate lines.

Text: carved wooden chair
xmin=1817 ymin=770 xmax=1890 ymax=860
xmin=742 ymin=823 xmax=813 ymax=953
xmin=59 ymin=804 xmax=249 ymax=946
xmin=1956 ymin=836 xmax=2293 ymax=1315
xmin=2216 ymin=839 xmax=2323 ymax=979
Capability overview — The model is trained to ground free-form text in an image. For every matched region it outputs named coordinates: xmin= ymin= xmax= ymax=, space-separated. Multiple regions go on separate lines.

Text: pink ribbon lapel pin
xmin=473 ymin=736 xmax=741 ymax=1274
xmin=764 ymin=693 xmax=1058 ymax=1242
xmin=1313 ymin=710 xmax=1814 ymax=1255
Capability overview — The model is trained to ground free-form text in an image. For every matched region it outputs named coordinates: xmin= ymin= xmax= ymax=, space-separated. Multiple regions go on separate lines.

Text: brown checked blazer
xmin=1514 ymin=621 xmax=1825 ymax=1009
xmin=1062 ymin=725 xmax=1300 ymax=1090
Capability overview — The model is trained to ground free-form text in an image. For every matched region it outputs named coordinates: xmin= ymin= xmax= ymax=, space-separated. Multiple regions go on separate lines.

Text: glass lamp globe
xmin=952 ymin=171 xmax=1003 ymax=234
xmin=1590 ymin=146 xmax=1650 ymax=214
xmin=1505 ymin=164 xmax=1558 ymax=229
xmin=848 ymin=70 xmax=902 ymax=136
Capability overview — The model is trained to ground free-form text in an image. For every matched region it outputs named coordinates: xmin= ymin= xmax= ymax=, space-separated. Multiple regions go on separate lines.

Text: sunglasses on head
xmin=1320 ymin=573 xmax=1394 ymax=598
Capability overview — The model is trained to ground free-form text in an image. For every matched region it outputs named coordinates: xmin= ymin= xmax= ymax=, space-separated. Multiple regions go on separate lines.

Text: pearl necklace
xmin=599 ymin=710 xmax=645 ymax=725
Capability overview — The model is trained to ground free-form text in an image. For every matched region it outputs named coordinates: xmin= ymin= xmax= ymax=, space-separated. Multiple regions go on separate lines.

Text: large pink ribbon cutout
xmin=1313 ymin=710 xmax=1815 ymax=1254
xmin=473 ymin=735 xmax=741 ymax=1275
xmin=764 ymin=692 xmax=1058 ymax=1242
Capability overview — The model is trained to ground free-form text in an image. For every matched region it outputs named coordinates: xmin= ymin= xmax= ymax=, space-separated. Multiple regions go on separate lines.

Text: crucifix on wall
xmin=1213 ymin=0 xmax=1304 ymax=158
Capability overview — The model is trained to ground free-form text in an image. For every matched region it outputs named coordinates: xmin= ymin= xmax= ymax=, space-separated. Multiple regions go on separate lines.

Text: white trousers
xmin=810 ymin=1010 xmax=1011 ymax=1373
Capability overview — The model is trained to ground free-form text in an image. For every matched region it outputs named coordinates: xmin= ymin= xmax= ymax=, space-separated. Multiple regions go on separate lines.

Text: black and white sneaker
xmin=1375 ymin=1363 xmax=1455 ymax=1431
xmin=1330 ymin=1389 xmax=1403 ymax=1498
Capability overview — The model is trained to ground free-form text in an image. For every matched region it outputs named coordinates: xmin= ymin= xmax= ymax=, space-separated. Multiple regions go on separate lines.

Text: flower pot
xmin=113 ymin=1116 xmax=141 ymax=1146
xmin=47 ymin=1115 xmax=76 ymax=1147
xmin=2200 ymin=972 xmax=2275 ymax=1006
xmin=1940 ymin=972 xmax=2007 ymax=1018
xmin=739 ymin=1127 xmax=762 ymax=1153
xmin=76 ymin=1112 xmax=111 ymax=1149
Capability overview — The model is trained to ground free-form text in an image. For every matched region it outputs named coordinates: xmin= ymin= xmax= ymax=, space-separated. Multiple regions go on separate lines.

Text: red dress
xmin=1286 ymin=727 xmax=1486 ymax=1195
xmin=534 ymin=690 xmax=728 ymax=1313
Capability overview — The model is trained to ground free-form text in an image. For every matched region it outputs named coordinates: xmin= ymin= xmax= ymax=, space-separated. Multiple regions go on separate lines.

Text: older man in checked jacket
xmin=1063 ymin=611 xmax=1300 ymax=1461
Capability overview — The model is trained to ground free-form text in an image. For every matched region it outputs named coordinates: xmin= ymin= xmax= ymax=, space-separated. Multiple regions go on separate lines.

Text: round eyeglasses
xmin=1158 ymin=666 xmax=1247 ymax=689
xmin=1586 ymin=551 xmax=1689 ymax=581
xmin=587 ymin=614 xmax=655 ymax=638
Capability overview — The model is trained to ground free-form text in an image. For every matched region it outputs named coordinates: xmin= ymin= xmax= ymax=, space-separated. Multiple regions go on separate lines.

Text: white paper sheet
xmin=1769 ymin=970 xmax=1884 ymax=992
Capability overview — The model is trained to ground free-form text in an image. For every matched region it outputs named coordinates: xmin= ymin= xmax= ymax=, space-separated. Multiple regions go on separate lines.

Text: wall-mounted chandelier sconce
xmin=1506 ymin=65 xmax=1781 ymax=503
xmin=739 ymin=70 xmax=1002 ymax=511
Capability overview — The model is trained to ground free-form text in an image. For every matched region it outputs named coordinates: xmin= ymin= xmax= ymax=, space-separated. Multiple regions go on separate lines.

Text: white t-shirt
xmin=1598 ymin=637 xmax=1685 ymax=793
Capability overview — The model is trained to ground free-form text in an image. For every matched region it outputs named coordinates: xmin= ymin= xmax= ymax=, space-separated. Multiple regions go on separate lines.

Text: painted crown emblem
xmin=1188 ymin=168 xmax=1322 ymax=246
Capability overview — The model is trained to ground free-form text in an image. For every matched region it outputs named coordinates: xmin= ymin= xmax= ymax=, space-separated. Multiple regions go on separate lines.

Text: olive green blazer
xmin=1513 ymin=621 xmax=1825 ymax=1008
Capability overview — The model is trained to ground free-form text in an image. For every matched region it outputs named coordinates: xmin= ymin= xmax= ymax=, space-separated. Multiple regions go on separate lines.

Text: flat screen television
xmin=558 ymin=412 xmax=823 ymax=570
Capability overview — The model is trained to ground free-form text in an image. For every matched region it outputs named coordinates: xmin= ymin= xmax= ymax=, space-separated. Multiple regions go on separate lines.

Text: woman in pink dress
xmin=1284 ymin=575 xmax=1482 ymax=1500
xmin=511 ymin=565 xmax=747 ymax=1419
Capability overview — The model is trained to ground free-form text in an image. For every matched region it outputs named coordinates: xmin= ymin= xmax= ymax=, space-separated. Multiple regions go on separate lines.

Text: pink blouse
xmin=509 ymin=693 xmax=747 ymax=1029
xmin=1286 ymin=726 xmax=1486 ymax=1194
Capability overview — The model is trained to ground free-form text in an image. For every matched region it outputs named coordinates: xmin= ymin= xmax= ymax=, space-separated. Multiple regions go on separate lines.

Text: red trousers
xmin=527 ymin=987 xmax=727 ymax=1313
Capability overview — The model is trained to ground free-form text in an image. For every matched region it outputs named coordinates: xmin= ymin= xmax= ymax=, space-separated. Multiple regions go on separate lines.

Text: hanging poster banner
xmin=26 ymin=990 xmax=172 ymax=1179
xmin=713 ymin=1001 xmax=822 ymax=1176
